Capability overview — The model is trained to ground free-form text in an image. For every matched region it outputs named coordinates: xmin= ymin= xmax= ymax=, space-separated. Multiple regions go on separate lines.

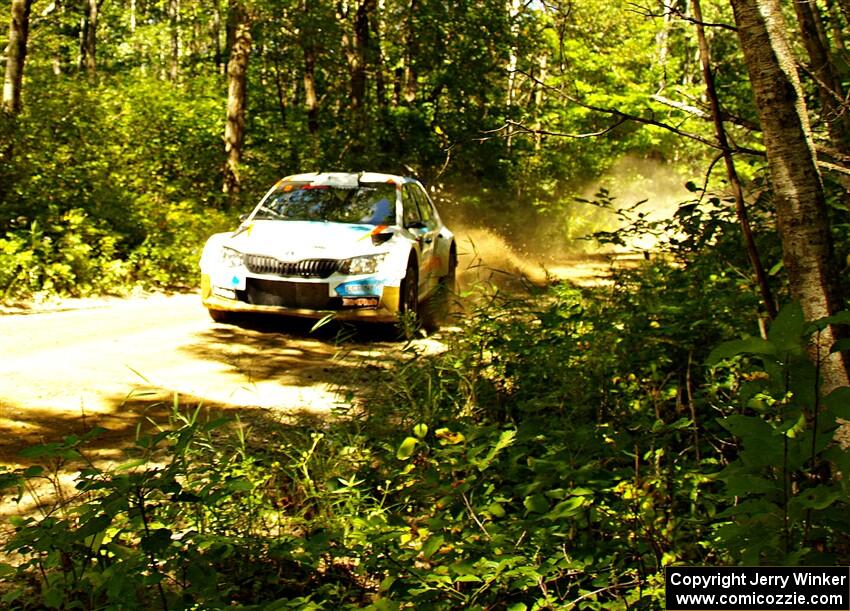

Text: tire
xmin=397 ymin=257 xmax=419 ymax=338
xmin=207 ymin=308 xmax=232 ymax=324
xmin=421 ymin=248 xmax=457 ymax=333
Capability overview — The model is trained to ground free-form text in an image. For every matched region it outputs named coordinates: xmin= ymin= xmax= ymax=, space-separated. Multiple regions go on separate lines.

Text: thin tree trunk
xmin=730 ymin=0 xmax=850 ymax=392
xmin=532 ymin=53 xmax=547 ymax=151
xmin=2 ymin=0 xmax=33 ymax=115
xmin=505 ymin=0 xmax=522 ymax=150
xmin=392 ymin=66 xmax=402 ymax=107
xmin=130 ymin=0 xmax=136 ymax=33
xmin=169 ymin=0 xmax=181 ymax=81
xmin=372 ymin=0 xmax=386 ymax=108
xmin=794 ymin=0 xmax=850 ymax=154
xmin=402 ymin=0 xmax=418 ymax=104
xmin=691 ymin=0 xmax=777 ymax=319
xmin=222 ymin=0 xmax=252 ymax=204
xmin=655 ymin=3 xmax=673 ymax=92
xmin=213 ymin=0 xmax=223 ymax=74
xmin=303 ymin=45 xmax=319 ymax=134
xmin=273 ymin=59 xmax=288 ymax=128
xmin=84 ymin=0 xmax=98 ymax=78
xmin=349 ymin=0 xmax=374 ymax=111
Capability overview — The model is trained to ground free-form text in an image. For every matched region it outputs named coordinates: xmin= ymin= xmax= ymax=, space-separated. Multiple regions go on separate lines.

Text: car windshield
xmin=253 ymin=182 xmax=397 ymax=226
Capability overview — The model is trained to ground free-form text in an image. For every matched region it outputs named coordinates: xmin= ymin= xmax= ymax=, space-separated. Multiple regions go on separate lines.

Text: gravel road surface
xmin=0 ymin=293 xmax=413 ymax=467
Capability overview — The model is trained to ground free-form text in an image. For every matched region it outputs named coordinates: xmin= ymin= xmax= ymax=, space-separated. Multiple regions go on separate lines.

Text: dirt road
xmin=0 ymin=241 xmax=630 ymax=469
xmin=0 ymin=294 xmax=423 ymax=467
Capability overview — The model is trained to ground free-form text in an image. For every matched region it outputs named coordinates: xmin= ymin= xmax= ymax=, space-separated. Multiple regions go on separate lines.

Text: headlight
xmin=339 ymin=254 xmax=387 ymax=275
xmin=220 ymin=247 xmax=243 ymax=268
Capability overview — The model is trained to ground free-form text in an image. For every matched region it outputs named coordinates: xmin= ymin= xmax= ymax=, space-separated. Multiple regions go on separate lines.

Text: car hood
xmin=223 ymin=220 xmax=390 ymax=260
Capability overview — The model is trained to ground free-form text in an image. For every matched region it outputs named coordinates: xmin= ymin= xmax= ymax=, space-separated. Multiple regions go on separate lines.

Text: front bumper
xmin=201 ymin=274 xmax=401 ymax=322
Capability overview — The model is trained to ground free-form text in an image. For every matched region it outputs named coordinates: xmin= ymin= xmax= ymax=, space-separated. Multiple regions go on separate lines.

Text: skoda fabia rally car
xmin=200 ymin=172 xmax=456 ymax=330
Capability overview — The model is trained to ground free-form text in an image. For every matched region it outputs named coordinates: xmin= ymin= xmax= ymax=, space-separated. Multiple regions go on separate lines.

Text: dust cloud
xmin=574 ymin=155 xmax=695 ymax=251
xmin=437 ymin=156 xmax=693 ymax=288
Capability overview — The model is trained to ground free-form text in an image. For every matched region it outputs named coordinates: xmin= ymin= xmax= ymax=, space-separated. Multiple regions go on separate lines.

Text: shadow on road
xmin=180 ymin=314 xmax=400 ymax=388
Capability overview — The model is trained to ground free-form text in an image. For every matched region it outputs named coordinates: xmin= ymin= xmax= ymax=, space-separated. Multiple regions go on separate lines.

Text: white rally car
xmin=200 ymin=172 xmax=456 ymax=330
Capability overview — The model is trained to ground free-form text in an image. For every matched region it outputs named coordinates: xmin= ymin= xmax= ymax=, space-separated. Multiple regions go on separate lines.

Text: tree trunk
xmin=730 ymin=0 xmax=850 ymax=393
xmin=84 ymin=0 xmax=98 ymax=78
xmin=169 ymin=0 xmax=181 ymax=81
xmin=505 ymin=0 xmax=522 ymax=150
xmin=692 ymin=0 xmax=777 ymax=320
xmin=213 ymin=0 xmax=223 ymax=74
xmin=371 ymin=0 xmax=386 ymax=108
xmin=2 ymin=0 xmax=33 ymax=115
xmin=793 ymin=0 xmax=850 ymax=154
xmin=655 ymin=3 xmax=673 ymax=92
xmin=349 ymin=0 xmax=375 ymax=111
xmin=300 ymin=0 xmax=319 ymax=134
xmin=273 ymin=59 xmax=288 ymax=128
xmin=303 ymin=45 xmax=319 ymax=134
xmin=222 ymin=0 xmax=252 ymax=205
xmin=402 ymin=0 xmax=418 ymax=104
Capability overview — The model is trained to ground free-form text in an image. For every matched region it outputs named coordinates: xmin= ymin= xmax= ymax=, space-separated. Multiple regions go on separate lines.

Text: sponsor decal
xmin=335 ymin=278 xmax=384 ymax=297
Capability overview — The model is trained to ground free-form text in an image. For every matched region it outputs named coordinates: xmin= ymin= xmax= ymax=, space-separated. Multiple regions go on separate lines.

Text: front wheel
xmin=421 ymin=249 xmax=457 ymax=333
xmin=398 ymin=258 xmax=419 ymax=338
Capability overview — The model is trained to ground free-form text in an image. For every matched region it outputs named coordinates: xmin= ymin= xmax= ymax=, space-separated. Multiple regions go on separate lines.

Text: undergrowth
xmin=2 ymin=198 xmax=850 ymax=609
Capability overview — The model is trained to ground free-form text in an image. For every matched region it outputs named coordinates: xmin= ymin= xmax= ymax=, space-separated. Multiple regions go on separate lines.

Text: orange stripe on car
xmin=360 ymin=225 xmax=388 ymax=240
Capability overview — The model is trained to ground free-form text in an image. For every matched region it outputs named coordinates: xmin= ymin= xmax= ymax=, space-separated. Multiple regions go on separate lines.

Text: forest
xmin=1 ymin=0 xmax=850 ymax=608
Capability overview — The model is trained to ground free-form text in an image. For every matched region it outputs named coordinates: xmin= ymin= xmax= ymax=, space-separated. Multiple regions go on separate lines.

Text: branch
xmin=797 ymin=61 xmax=850 ymax=109
xmin=817 ymin=159 xmax=850 ymax=177
xmin=651 ymin=93 xmax=760 ymax=131
xmin=482 ymin=118 xmax=628 ymax=140
xmin=515 ymin=69 xmax=725 ymax=151
xmin=626 ymin=1 xmax=737 ymax=31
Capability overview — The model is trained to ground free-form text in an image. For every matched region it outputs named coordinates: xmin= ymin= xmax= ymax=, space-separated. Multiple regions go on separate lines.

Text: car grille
xmin=241 ymin=279 xmax=340 ymax=309
xmin=243 ymin=254 xmax=338 ymax=279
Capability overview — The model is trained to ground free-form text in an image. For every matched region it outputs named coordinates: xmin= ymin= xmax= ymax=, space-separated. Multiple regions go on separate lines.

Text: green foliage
xmin=0 ymin=74 xmax=232 ymax=298
xmin=706 ymin=304 xmax=850 ymax=564
xmin=7 ymin=221 xmax=849 ymax=608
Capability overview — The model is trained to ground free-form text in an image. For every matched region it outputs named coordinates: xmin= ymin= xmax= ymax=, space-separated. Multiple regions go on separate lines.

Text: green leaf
xmin=1 ymin=588 xmax=23 ymax=605
xmin=75 ymin=514 xmax=112 ymax=540
xmin=524 ymin=493 xmax=549 ymax=514
xmin=413 ymin=423 xmax=428 ymax=439
xmin=421 ymin=535 xmax=444 ymax=559
xmin=719 ymin=414 xmax=774 ymax=441
xmin=43 ymin=587 xmax=63 ymax=609
xmin=141 ymin=528 xmax=173 ymax=554
xmin=226 ymin=478 xmax=253 ymax=492
xmin=769 ymin=303 xmax=804 ymax=352
xmin=474 ymin=429 xmax=516 ymax=471
xmin=831 ymin=338 xmax=850 ymax=354
xmin=547 ymin=496 xmax=586 ymax=519
xmin=487 ymin=502 xmax=506 ymax=518
xmin=716 ymin=468 xmax=779 ymax=497
xmin=396 ymin=437 xmax=418 ymax=461
xmin=824 ymin=387 xmax=850 ymax=418
xmin=795 ymin=486 xmax=842 ymax=510
xmin=813 ymin=311 xmax=850 ymax=328
xmin=706 ymin=337 xmax=775 ymax=366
